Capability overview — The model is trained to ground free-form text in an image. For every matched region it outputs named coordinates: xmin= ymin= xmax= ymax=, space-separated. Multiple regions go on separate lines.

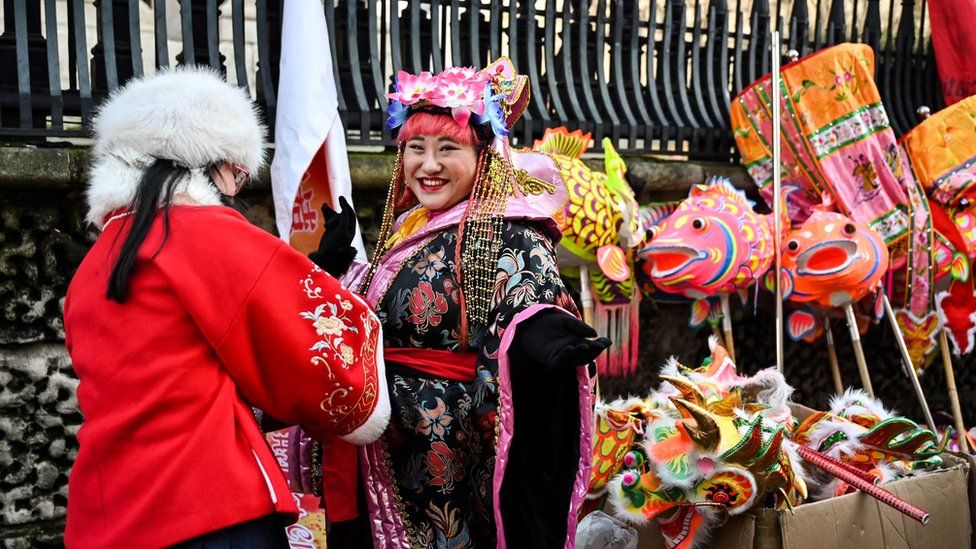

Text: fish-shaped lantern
xmin=777 ymin=211 xmax=888 ymax=309
xmin=640 ymin=177 xmax=779 ymax=309
xmin=533 ymin=127 xmax=644 ymax=376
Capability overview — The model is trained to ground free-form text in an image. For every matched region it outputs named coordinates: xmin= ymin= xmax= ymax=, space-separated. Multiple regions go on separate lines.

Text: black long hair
xmin=105 ymin=159 xmax=189 ymax=302
xmin=105 ymin=159 xmax=255 ymax=302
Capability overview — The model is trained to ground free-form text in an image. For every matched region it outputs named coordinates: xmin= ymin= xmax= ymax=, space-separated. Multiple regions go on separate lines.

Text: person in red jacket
xmin=62 ymin=66 xmax=389 ymax=548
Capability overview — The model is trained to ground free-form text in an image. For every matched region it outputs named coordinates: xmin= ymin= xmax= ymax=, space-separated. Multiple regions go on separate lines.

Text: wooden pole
xmin=881 ymin=291 xmax=936 ymax=429
xmin=580 ymin=265 xmax=594 ymax=326
xmin=711 ymin=325 xmax=727 ymax=348
xmin=938 ymin=329 xmax=969 ymax=452
xmin=771 ymin=30 xmax=784 ymax=373
xmin=824 ymin=317 xmax=844 ymax=395
xmin=844 ymin=304 xmax=874 ymax=397
xmin=581 ymin=265 xmax=600 ymax=400
xmin=720 ymin=294 xmax=736 ymax=362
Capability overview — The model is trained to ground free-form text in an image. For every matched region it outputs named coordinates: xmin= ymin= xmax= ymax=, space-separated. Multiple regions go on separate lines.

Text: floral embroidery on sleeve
xmin=301 ymin=297 xmax=361 ymax=373
xmin=297 ymin=265 xmax=382 ymax=429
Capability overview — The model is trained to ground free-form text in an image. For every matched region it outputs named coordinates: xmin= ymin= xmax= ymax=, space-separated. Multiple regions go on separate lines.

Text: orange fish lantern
xmin=773 ymin=210 xmax=889 ymax=396
xmin=777 ymin=211 xmax=889 ymax=309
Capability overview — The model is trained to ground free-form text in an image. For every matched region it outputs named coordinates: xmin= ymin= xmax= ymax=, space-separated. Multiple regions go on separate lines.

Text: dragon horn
xmin=722 ymin=416 xmax=764 ymax=464
xmin=670 ymin=397 xmax=721 ymax=452
xmin=753 ymin=426 xmax=785 ymax=471
xmin=659 ymin=375 xmax=707 ymax=405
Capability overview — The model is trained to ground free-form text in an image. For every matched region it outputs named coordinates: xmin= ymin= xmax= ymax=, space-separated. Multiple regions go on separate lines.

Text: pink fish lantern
xmin=777 ymin=211 xmax=889 ymax=309
xmin=639 ymin=177 xmax=777 ymax=300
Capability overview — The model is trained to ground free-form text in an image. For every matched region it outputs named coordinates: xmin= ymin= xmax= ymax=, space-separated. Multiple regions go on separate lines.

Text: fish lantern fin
xmin=689 ymin=299 xmax=711 ymax=328
xmin=531 ymin=126 xmax=592 ymax=159
xmin=787 ymin=308 xmax=818 ymax=342
xmin=737 ymin=288 xmax=749 ymax=305
xmin=597 ymin=244 xmax=632 ymax=282
xmin=951 ymin=252 xmax=970 ymax=282
xmin=705 ymin=176 xmax=752 ymax=206
xmin=602 ymin=138 xmax=628 ymax=182
xmin=640 ymin=201 xmax=680 ymax=240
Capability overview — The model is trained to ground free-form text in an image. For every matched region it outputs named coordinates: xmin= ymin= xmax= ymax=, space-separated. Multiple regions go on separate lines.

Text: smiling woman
xmin=306 ymin=58 xmax=611 ymax=548
xmin=400 ymin=114 xmax=480 ymax=212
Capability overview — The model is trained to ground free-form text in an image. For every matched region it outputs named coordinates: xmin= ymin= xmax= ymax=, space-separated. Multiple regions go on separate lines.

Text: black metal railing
xmin=0 ymin=0 xmax=943 ymax=161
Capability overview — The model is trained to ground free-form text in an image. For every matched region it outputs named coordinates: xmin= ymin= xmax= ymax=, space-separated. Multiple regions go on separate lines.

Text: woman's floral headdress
xmin=385 ymin=57 xmax=529 ymax=137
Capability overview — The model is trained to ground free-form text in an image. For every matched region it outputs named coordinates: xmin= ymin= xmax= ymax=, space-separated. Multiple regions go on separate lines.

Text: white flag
xmin=271 ymin=0 xmax=366 ymax=258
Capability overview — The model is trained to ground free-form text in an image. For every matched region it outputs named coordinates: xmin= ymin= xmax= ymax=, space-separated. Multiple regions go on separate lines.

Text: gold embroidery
xmin=380 ymin=437 xmax=421 ymax=545
xmin=514 ymin=167 xmax=556 ymax=196
xmin=300 ymin=268 xmax=382 ymax=425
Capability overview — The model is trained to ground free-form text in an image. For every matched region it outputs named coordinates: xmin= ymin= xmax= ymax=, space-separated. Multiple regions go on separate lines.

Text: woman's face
xmin=211 ymin=162 xmax=245 ymax=197
xmin=402 ymin=135 xmax=478 ymax=211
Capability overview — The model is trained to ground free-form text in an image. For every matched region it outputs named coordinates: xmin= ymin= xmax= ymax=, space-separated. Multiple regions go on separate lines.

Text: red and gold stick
xmin=812 ymin=450 xmax=881 ymax=485
xmin=795 ymin=445 xmax=930 ymax=524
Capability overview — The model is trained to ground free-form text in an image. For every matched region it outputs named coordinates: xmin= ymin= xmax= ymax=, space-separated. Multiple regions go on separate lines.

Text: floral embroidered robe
xmin=352 ymin=198 xmax=594 ymax=549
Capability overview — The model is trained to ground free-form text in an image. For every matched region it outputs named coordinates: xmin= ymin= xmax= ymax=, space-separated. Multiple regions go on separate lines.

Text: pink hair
xmin=396 ymin=111 xmax=481 ymax=145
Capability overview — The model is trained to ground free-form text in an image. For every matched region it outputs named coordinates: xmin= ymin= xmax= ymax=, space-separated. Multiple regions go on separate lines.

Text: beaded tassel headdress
xmin=361 ymin=58 xmax=529 ymax=341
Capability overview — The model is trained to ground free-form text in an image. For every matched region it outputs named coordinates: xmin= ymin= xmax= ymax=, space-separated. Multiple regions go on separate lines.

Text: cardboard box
xmin=636 ymin=444 xmax=976 ymax=548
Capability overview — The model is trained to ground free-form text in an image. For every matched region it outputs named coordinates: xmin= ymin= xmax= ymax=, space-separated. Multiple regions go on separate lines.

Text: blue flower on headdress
xmin=476 ymin=83 xmax=509 ymax=137
xmin=386 ymin=100 xmax=410 ymax=131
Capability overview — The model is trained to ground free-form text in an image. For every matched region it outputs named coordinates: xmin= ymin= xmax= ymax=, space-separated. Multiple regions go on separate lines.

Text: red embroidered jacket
xmin=63 ymin=206 xmax=387 ymax=548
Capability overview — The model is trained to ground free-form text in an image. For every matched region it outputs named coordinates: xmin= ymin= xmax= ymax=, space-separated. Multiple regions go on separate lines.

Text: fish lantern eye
xmin=961 ymin=197 xmax=971 ymax=208
xmin=692 ymin=218 xmax=706 ymax=231
xmin=648 ymin=226 xmax=660 ymax=240
xmin=842 ymin=223 xmax=856 ymax=237
xmin=787 ymin=240 xmax=799 ymax=252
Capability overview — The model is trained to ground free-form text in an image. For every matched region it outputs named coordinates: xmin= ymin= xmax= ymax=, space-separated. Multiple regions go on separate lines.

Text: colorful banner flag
xmin=271 ymin=0 xmax=366 ymax=257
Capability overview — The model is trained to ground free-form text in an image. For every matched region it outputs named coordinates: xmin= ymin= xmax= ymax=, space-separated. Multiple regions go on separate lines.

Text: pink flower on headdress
xmin=386 ymin=70 xmax=438 ymax=105
xmin=431 ymin=72 xmax=487 ymax=126
xmin=440 ymin=66 xmax=481 ymax=80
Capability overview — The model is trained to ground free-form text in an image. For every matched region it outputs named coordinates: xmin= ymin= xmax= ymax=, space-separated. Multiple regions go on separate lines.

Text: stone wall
xmin=1 ymin=186 xmax=91 ymax=548
xmin=1 ymin=145 xmax=974 ymax=546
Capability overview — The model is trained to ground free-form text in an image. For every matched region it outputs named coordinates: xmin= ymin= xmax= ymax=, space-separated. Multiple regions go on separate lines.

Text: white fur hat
xmin=86 ymin=66 xmax=266 ymax=227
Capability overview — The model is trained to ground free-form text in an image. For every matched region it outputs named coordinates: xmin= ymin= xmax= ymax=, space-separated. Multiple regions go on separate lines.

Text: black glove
xmin=510 ymin=310 xmax=611 ymax=371
xmin=308 ymin=196 xmax=358 ymax=277
xmin=252 ymin=408 xmax=292 ymax=433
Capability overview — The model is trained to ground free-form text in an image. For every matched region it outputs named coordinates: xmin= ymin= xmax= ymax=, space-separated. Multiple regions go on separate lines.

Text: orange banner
xmin=288 ymin=144 xmax=334 ymax=255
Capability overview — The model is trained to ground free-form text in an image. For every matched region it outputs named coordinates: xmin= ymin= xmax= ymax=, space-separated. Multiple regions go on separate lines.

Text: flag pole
xmin=772 ymin=31 xmax=784 ymax=372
